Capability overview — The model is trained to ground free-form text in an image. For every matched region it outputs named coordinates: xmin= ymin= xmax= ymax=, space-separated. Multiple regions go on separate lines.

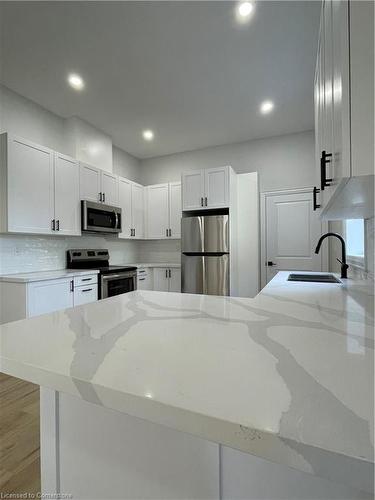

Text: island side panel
xmin=42 ymin=390 xmax=220 ymax=499
xmin=220 ymin=446 xmax=372 ymax=500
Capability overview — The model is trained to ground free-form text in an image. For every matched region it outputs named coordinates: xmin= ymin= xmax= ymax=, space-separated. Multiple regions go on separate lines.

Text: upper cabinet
xmin=80 ymin=163 xmax=118 ymax=206
xmin=314 ymin=0 xmax=374 ymax=219
xmin=182 ymin=166 xmax=230 ymax=211
xmin=145 ymin=182 xmax=182 ymax=239
xmin=118 ymin=177 xmax=144 ymax=239
xmin=0 ymin=134 xmax=80 ymax=236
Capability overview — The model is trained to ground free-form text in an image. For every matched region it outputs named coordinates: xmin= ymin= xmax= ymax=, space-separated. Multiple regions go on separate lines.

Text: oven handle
xmin=102 ymin=272 xmax=136 ymax=280
xmin=114 ymin=211 xmax=119 ymax=229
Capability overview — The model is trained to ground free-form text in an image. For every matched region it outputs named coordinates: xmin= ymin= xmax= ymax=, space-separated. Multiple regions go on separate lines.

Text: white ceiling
xmin=0 ymin=1 xmax=320 ymax=159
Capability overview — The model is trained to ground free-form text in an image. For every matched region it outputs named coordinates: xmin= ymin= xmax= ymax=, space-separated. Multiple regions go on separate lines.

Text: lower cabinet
xmin=0 ymin=274 xmax=98 ymax=324
xmin=137 ymin=268 xmax=153 ymax=291
xmin=153 ymin=268 xmax=181 ymax=292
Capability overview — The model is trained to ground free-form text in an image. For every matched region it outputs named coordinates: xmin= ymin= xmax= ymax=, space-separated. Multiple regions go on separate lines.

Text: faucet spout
xmin=314 ymin=232 xmax=349 ymax=279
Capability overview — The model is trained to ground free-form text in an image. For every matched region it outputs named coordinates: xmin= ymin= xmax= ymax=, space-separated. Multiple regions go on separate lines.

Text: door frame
xmin=260 ymin=187 xmax=329 ymax=289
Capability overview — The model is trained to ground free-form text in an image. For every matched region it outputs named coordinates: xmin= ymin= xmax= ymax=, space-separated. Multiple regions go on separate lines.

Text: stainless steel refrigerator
xmin=181 ymin=214 xmax=229 ymax=295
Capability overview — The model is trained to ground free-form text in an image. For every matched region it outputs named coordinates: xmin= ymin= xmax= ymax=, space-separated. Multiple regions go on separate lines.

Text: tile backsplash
xmin=0 ymin=234 xmax=138 ymax=275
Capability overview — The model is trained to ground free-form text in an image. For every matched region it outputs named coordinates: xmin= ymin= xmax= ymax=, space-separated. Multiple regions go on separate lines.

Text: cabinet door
xmin=204 ymin=167 xmax=229 ymax=209
xmin=169 ymin=182 xmax=182 ymax=238
xmin=146 ymin=184 xmax=169 ymax=239
xmin=8 ymin=136 xmax=54 ymax=234
xmin=132 ymin=183 xmax=144 ymax=238
xmin=74 ymin=285 xmax=98 ymax=306
xmin=80 ymin=163 xmax=101 ymax=203
xmin=169 ymin=268 xmax=181 ymax=293
xmin=54 ymin=153 xmax=80 ymax=236
xmin=27 ymin=279 xmax=74 ymax=317
xmin=153 ymin=268 xmax=170 ymax=292
xmin=332 ymin=0 xmax=350 ymax=182
xmin=101 ymin=172 xmax=118 ymax=206
xmin=182 ymin=171 xmax=204 ymax=211
xmin=118 ymin=177 xmax=132 ymax=239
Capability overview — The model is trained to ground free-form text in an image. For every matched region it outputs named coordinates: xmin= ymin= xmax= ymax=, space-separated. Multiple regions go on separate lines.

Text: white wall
xmin=113 ymin=146 xmax=141 ymax=183
xmin=140 ymin=130 xmax=315 ymax=193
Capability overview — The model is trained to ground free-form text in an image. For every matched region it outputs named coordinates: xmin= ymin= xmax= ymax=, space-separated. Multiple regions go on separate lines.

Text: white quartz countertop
xmin=0 ymin=269 xmax=100 ymax=283
xmin=0 ymin=272 xmax=373 ymax=491
xmin=125 ymin=262 xmax=181 ymax=268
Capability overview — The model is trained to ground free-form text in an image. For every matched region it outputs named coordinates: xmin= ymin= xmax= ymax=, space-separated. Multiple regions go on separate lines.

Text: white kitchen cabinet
xmin=132 ymin=183 xmax=144 ymax=238
xmin=169 ymin=268 xmax=181 ymax=293
xmin=79 ymin=163 xmax=101 ymax=203
xmin=153 ymin=268 xmax=181 ymax=292
xmin=169 ymin=182 xmax=182 ymax=238
xmin=80 ymin=163 xmax=119 ymax=206
xmin=101 ymin=171 xmax=118 ymax=206
xmin=182 ymin=166 xmax=230 ymax=211
xmin=119 ymin=178 xmax=145 ymax=239
xmin=1 ymin=134 xmax=55 ymax=234
xmin=181 ymin=170 xmax=204 ymax=210
xmin=314 ymin=0 xmax=374 ymax=219
xmin=28 ymin=278 xmax=74 ymax=317
xmin=145 ymin=183 xmax=181 ymax=239
xmin=137 ymin=268 xmax=153 ymax=291
xmin=0 ymin=134 xmax=80 ymax=236
xmin=54 ymin=153 xmax=80 ymax=236
xmin=73 ymin=284 xmax=98 ymax=306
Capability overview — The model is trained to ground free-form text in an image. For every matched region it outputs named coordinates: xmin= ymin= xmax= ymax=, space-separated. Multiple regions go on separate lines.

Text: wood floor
xmin=0 ymin=373 xmax=41 ymax=495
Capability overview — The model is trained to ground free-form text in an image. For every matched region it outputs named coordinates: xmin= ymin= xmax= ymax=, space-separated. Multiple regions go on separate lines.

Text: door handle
xmin=99 ymin=192 xmax=102 ymax=202
xmin=313 ymin=187 xmax=321 ymax=211
xmin=267 ymin=261 xmax=277 ymax=267
xmin=320 ymin=150 xmax=333 ymax=191
xmin=103 ymin=192 xmax=106 ymax=203
xmin=169 ymin=269 xmax=171 ymax=278
xmin=56 ymin=219 xmax=60 ymax=231
xmin=201 ymin=197 xmax=204 ymax=207
xmin=81 ymin=288 xmax=93 ymax=292
xmin=165 ymin=269 xmax=168 ymax=278
xmin=166 ymin=228 xmax=168 ymax=237
xmin=51 ymin=219 xmax=55 ymax=231
xmin=205 ymin=197 xmax=208 ymax=206
xmin=70 ymin=280 xmax=74 ymax=292
xmin=169 ymin=228 xmax=171 ymax=237
xmin=81 ymin=278 xmax=92 ymax=282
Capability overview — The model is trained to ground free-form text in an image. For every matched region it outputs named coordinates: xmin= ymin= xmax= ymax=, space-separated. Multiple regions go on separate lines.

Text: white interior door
xmin=80 ymin=163 xmax=101 ymax=203
xmin=8 ymin=136 xmax=54 ymax=234
xmin=101 ymin=172 xmax=118 ymax=206
xmin=182 ymin=171 xmax=204 ymax=211
xmin=263 ymin=190 xmax=323 ymax=285
xmin=118 ymin=177 xmax=132 ymax=239
xmin=169 ymin=182 xmax=182 ymax=238
xmin=132 ymin=183 xmax=144 ymax=238
xmin=153 ymin=268 xmax=170 ymax=291
xmin=204 ymin=167 xmax=229 ymax=209
xmin=146 ymin=184 xmax=169 ymax=239
xmin=54 ymin=153 xmax=80 ymax=236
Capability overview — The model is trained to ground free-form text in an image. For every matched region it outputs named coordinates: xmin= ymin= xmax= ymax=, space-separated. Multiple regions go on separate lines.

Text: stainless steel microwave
xmin=81 ymin=200 xmax=122 ymax=234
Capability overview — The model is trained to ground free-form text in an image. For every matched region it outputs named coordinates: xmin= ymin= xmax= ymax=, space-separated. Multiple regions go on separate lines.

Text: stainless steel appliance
xmin=81 ymin=200 xmax=122 ymax=234
xmin=181 ymin=214 xmax=229 ymax=296
xmin=67 ymin=249 xmax=137 ymax=299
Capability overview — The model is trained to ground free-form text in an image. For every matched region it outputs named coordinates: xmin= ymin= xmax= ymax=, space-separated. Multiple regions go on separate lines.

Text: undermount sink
xmin=287 ymin=273 xmax=342 ymax=284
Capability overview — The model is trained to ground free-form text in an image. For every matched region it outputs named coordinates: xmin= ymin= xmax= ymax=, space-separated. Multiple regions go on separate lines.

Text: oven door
xmin=101 ymin=271 xmax=137 ymax=299
xmin=82 ymin=200 xmax=122 ymax=233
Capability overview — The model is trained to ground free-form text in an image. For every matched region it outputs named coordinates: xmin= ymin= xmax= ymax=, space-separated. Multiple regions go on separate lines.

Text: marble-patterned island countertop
xmin=0 ymin=268 xmax=100 ymax=283
xmin=0 ymin=272 xmax=373 ymax=492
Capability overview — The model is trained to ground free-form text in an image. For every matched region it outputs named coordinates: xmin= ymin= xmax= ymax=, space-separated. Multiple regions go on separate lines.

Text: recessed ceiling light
xmin=260 ymin=100 xmax=274 ymax=114
xmin=142 ymin=130 xmax=154 ymax=141
xmin=67 ymin=73 xmax=85 ymax=91
xmin=237 ymin=2 xmax=255 ymax=20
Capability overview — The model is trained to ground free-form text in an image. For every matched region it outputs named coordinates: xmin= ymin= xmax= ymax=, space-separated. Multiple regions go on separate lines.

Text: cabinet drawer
xmin=74 ymin=274 xmax=98 ymax=287
xmin=74 ymin=285 xmax=98 ymax=306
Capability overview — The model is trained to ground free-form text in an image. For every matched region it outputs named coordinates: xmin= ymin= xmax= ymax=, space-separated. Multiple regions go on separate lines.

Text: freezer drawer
xmin=181 ymin=254 xmax=229 ymax=296
xmin=181 ymin=215 xmax=229 ymax=253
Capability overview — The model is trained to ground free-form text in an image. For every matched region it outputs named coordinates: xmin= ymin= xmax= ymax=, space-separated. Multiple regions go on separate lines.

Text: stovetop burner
xmin=66 ymin=249 xmax=136 ymax=274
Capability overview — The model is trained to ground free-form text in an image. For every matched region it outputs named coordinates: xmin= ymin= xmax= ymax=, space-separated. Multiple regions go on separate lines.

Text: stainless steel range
xmin=67 ymin=249 xmax=137 ymax=299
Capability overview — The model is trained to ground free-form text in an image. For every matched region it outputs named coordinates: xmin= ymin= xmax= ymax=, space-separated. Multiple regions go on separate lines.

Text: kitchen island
xmin=0 ymin=272 xmax=373 ymax=499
